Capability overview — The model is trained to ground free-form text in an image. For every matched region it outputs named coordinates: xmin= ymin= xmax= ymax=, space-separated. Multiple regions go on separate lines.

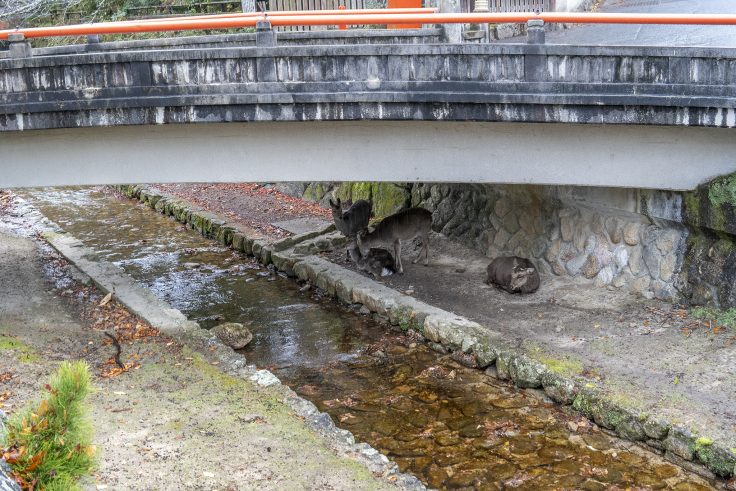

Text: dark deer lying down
xmin=329 ymin=197 xmax=371 ymax=238
xmin=347 ymin=242 xmax=395 ymax=277
xmin=485 ymin=256 xmax=540 ymax=294
xmin=356 ymin=207 xmax=432 ymax=274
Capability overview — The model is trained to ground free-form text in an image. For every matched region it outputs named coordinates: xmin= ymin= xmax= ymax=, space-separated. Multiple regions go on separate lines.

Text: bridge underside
xmin=2 ymin=121 xmax=735 ymax=190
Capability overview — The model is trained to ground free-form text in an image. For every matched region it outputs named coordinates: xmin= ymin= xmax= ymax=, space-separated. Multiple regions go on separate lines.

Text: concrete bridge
xmin=1 ymin=27 xmax=735 ymax=189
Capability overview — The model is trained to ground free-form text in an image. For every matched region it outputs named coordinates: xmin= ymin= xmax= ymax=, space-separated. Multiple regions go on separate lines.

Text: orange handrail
xmin=2 ymin=12 xmax=736 ymax=40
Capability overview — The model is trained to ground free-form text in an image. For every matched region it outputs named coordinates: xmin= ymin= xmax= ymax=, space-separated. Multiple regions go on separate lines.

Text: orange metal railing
xmin=2 ymin=11 xmax=736 ymax=40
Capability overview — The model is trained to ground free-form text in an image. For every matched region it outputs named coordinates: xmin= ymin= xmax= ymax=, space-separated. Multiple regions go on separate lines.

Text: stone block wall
xmin=409 ymin=183 xmax=686 ymax=301
xmin=281 ymin=176 xmax=736 ymax=308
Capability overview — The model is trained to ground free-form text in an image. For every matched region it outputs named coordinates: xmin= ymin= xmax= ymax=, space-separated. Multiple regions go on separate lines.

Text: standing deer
xmin=329 ymin=197 xmax=372 ymax=238
xmin=356 ymin=207 xmax=432 ymax=274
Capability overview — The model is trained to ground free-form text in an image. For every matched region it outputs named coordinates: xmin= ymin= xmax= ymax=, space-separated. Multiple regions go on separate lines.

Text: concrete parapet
xmin=7 ymin=33 xmax=32 ymax=59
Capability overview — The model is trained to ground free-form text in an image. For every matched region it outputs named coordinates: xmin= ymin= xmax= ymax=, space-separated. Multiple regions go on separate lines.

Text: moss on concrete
xmin=318 ymin=182 xmax=410 ymax=218
xmin=708 ymin=173 xmax=736 ymax=208
xmin=0 ymin=334 xmax=39 ymax=362
xmin=682 ymin=190 xmax=700 ymax=226
xmin=532 ymin=354 xmax=583 ymax=377
xmin=370 ymin=183 xmax=410 ymax=217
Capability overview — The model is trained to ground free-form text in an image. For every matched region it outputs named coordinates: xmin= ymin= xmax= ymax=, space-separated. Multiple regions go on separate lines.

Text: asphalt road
xmin=541 ymin=0 xmax=736 ymax=47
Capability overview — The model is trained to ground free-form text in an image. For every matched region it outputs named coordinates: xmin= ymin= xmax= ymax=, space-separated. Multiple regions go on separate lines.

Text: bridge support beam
xmin=1 ymin=121 xmax=734 ymax=190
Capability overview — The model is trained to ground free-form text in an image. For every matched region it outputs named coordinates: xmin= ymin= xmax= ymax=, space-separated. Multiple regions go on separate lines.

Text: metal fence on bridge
xmin=53 ymin=0 xmax=554 ymax=32
xmin=461 ymin=0 xmax=554 ymax=14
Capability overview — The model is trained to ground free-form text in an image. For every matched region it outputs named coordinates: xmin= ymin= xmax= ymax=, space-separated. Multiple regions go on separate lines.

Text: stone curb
xmin=115 ymin=185 xmax=736 ymax=481
xmin=12 ymin=193 xmax=424 ymax=491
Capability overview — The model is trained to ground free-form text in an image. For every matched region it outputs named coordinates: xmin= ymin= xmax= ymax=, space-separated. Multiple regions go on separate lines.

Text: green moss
xmin=696 ymin=437 xmax=714 ymax=447
xmin=572 ymin=391 xmax=596 ymax=419
xmin=0 ymin=334 xmax=39 ymax=363
xmin=533 ymin=354 xmax=583 ymax=377
xmin=370 ymin=183 xmax=410 ymax=217
xmin=708 ymin=173 xmax=736 ymax=208
xmin=303 ymin=183 xmax=328 ymax=202
xmin=682 ymin=191 xmax=700 ymax=224
xmin=351 ymin=182 xmax=373 ymax=203
xmin=394 ymin=307 xmax=421 ymax=333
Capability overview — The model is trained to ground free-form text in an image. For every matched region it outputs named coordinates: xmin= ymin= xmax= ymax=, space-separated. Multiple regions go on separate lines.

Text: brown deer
xmin=347 ymin=242 xmax=395 ymax=277
xmin=485 ymin=256 xmax=540 ymax=294
xmin=329 ymin=197 xmax=371 ymax=238
xmin=356 ymin=208 xmax=432 ymax=274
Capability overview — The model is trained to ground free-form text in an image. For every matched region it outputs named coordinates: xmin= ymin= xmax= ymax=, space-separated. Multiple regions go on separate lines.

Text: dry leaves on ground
xmin=154 ymin=182 xmax=332 ymax=240
xmin=100 ymin=358 xmax=139 ymax=379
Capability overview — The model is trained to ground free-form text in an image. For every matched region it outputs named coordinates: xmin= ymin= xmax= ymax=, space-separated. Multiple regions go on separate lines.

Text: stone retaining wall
xmin=284 ymin=179 xmax=736 ymax=309
xmin=114 ymin=183 xmax=736 ymax=481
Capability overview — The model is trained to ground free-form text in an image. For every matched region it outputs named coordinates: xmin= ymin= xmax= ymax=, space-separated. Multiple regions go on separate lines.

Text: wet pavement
xmin=16 ymin=186 xmax=720 ymax=490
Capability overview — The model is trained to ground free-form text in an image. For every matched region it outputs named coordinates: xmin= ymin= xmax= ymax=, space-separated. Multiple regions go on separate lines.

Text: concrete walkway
xmin=0 ymin=230 xmax=393 ymax=491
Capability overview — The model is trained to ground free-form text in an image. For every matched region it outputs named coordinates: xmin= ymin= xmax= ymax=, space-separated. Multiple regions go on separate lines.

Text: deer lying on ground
xmin=356 ymin=207 xmax=432 ymax=274
xmin=329 ymin=197 xmax=371 ymax=237
xmin=347 ymin=242 xmax=395 ymax=277
xmin=485 ymin=256 xmax=540 ymax=294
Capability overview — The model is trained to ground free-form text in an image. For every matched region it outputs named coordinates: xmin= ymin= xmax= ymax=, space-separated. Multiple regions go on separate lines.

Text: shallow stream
xmin=19 ymin=187 xmax=715 ymax=490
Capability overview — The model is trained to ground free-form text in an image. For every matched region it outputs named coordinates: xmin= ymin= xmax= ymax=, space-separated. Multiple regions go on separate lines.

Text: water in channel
xmin=20 ymin=187 xmax=715 ymax=490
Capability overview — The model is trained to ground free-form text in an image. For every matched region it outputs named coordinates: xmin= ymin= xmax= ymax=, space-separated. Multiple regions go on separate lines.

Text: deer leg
xmin=412 ymin=237 xmax=421 ymax=264
xmin=423 ymin=234 xmax=430 ymax=266
xmin=394 ymin=239 xmax=403 ymax=274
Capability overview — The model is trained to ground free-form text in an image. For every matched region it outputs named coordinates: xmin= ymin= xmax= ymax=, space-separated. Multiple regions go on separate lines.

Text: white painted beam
xmin=1 ymin=121 xmax=734 ymax=190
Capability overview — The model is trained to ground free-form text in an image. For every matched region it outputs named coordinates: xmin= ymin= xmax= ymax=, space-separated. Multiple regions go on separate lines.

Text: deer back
xmin=359 ymin=208 xmax=432 ymax=249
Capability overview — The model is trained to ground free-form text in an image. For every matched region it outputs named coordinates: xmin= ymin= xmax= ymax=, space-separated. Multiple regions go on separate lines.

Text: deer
xmin=329 ymin=197 xmax=372 ymax=238
xmin=347 ymin=242 xmax=395 ymax=277
xmin=356 ymin=207 xmax=432 ymax=274
xmin=485 ymin=256 xmax=540 ymax=294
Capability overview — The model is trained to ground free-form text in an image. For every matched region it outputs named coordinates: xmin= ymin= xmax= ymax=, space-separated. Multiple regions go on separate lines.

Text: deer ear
xmin=329 ymin=198 xmax=335 ymax=208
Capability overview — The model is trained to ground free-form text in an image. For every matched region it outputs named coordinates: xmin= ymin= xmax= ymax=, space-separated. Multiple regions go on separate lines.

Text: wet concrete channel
xmin=18 ymin=187 xmax=717 ymax=490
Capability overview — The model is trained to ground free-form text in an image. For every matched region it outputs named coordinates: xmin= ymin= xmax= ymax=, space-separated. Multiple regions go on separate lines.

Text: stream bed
xmin=18 ymin=187 xmax=716 ymax=490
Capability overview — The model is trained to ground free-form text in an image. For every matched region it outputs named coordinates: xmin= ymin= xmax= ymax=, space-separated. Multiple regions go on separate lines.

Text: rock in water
xmin=212 ymin=322 xmax=253 ymax=349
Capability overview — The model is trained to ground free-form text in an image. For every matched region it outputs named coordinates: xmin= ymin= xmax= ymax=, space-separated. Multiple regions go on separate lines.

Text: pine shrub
xmin=1 ymin=361 xmax=96 ymax=491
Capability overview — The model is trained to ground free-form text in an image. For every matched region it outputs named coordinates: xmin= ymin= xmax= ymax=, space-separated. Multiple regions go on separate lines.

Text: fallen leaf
xmin=99 ymin=292 xmax=113 ymax=306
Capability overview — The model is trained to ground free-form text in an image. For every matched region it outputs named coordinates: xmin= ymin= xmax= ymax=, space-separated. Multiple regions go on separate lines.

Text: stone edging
xmin=114 ymin=184 xmax=736 ymax=482
xmin=11 ymin=193 xmax=424 ymax=491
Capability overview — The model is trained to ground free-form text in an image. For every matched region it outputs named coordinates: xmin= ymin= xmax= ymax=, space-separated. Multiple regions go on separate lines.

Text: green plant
xmin=690 ymin=307 xmax=736 ymax=332
xmin=1 ymin=361 xmax=96 ymax=490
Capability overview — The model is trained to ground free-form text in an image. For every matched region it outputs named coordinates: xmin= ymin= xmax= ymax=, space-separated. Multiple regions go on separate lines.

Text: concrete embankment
xmin=109 ymin=184 xmax=736 ymax=484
